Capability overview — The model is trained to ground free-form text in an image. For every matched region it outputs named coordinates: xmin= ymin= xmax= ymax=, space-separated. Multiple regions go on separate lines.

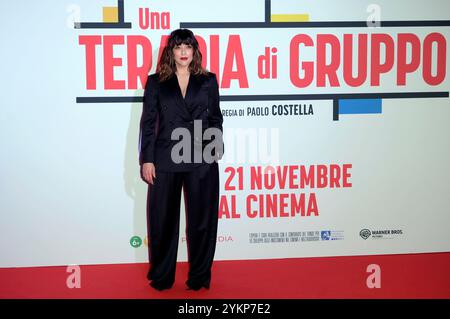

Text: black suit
xmin=140 ymin=71 xmax=223 ymax=171
xmin=139 ymin=71 xmax=223 ymax=290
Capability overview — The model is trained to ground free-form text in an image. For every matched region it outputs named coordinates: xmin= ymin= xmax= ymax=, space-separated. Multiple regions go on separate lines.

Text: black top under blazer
xmin=139 ymin=71 xmax=224 ymax=172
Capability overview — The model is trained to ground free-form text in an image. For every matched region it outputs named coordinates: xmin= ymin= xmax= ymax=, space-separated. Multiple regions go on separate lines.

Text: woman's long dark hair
xmin=156 ymin=28 xmax=208 ymax=81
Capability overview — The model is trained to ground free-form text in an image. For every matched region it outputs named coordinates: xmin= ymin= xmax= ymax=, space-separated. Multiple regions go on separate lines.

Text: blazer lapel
xmin=167 ymin=75 xmax=192 ymax=120
xmin=184 ymin=73 xmax=201 ymax=108
xmin=170 ymin=73 xmax=202 ymax=118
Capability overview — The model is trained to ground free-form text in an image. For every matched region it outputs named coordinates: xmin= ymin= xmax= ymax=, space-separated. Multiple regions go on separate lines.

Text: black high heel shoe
xmin=185 ymin=280 xmax=210 ymax=291
xmin=149 ymin=281 xmax=173 ymax=291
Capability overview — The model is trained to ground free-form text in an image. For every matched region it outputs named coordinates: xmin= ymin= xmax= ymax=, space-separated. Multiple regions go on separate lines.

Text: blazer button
xmin=189 ymin=121 xmax=193 ymax=124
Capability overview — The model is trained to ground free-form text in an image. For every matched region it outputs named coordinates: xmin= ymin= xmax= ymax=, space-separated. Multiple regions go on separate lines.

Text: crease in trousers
xmin=146 ymin=162 xmax=220 ymax=289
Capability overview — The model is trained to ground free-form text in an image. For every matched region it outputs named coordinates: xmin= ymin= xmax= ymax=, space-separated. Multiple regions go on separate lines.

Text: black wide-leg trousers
xmin=146 ymin=162 xmax=220 ymax=289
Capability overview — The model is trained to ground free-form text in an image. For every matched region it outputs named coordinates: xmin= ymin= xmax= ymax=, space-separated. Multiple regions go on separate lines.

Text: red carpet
xmin=1 ymin=253 xmax=449 ymax=299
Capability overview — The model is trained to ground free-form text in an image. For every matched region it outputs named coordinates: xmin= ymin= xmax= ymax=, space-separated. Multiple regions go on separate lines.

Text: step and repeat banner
xmin=1 ymin=0 xmax=449 ymax=267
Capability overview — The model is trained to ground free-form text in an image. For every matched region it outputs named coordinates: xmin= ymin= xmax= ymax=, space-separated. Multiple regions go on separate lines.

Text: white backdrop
xmin=1 ymin=0 xmax=449 ymax=268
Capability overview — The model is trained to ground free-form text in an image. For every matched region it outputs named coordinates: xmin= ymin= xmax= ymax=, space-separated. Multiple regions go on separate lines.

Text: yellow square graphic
xmin=103 ymin=7 xmax=118 ymax=23
xmin=271 ymin=14 xmax=310 ymax=22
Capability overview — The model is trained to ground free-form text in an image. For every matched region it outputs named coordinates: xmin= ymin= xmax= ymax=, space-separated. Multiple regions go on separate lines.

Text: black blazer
xmin=139 ymin=71 xmax=224 ymax=172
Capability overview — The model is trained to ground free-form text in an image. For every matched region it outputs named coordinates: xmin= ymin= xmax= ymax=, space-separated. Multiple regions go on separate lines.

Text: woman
xmin=139 ymin=28 xmax=224 ymax=291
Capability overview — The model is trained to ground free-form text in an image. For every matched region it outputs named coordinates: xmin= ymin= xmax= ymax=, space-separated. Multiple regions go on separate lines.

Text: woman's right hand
xmin=142 ymin=162 xmax=156 ymax=184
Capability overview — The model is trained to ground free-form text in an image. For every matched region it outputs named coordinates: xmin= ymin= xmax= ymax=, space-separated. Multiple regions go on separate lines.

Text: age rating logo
xmin=130 ymin=236 xmax=142 ymax=248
